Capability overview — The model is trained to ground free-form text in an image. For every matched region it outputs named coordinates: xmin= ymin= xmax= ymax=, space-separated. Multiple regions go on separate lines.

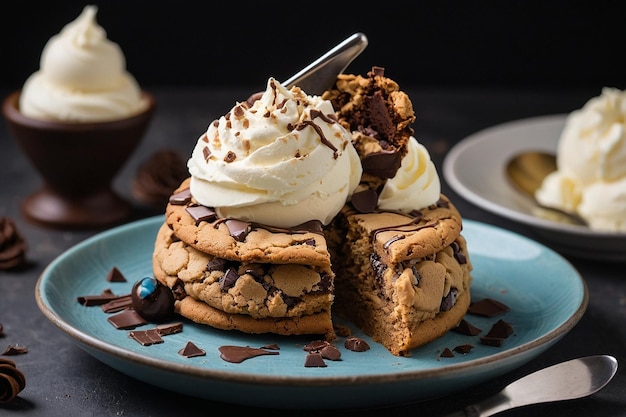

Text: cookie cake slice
xmin=322 ymin=67 xmax=473 ymax=356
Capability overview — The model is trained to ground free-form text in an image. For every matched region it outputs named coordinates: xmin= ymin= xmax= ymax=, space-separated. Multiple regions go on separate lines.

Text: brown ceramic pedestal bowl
xmin=2 ymin=90 xmax=155 ymax=229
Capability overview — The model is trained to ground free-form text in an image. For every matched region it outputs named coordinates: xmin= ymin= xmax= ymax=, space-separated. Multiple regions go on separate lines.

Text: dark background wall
xmin=1 ymin=0 xmax=624 ymax=91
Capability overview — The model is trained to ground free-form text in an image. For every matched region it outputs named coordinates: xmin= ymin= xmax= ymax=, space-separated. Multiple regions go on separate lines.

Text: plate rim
xmin=443 ymin=114 xmax=626 ymax=240
xmin=35 ymin=216 xmax=589 ymax=389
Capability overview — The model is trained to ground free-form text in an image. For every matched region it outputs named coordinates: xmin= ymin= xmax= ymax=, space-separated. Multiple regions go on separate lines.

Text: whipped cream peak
xmin=188 ymin=77 xmax=362 ymax=228
xmin=377 ymin=136 xmax=441 ymax=212
xmin=19 ymin=5 xmax=146 ymax=122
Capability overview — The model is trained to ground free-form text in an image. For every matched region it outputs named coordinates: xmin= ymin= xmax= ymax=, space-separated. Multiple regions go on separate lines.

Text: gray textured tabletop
xmin=1 ymin=86 xmax=624 ymax=417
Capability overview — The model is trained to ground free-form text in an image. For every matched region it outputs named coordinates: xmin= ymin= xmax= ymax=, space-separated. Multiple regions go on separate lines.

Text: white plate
xmin=36 ymin=216 xmax=587 ymax=409
xmin=443 ymin=114 xmax=626 ymax=261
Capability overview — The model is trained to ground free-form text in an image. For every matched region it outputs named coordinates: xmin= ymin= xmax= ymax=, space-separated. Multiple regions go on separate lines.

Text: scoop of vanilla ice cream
xmin=377 ymin=136 xmax=441 ymax=211
xmin=535 ymin=87 xmax=626 ymax=231
xmin=188 ymin=77 xmax=362 ymax=228
xmin=19 ymin=5 xmax=147 ymax=122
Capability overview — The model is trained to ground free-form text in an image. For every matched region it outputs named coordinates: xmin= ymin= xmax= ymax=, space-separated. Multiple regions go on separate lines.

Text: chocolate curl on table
xmin=0 ymin=216 xmax=27 ymax=270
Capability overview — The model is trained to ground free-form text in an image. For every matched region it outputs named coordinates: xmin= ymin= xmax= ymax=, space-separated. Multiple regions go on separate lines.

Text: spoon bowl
xmin=505 ymin=150 xmax=588 ymax=226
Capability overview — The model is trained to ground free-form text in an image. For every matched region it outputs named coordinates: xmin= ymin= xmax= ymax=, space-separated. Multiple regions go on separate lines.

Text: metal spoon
xmin=505 ymin=151 xmax=588 ymax=226
xmin=445 ymin=355 xmax=618 ymax=417
xmin=282 ymin=32 xmax=368 ymax=95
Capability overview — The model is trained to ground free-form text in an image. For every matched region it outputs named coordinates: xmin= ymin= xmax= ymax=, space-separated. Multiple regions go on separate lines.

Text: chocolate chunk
xmin=129 ymin=329 xmax=163 ymax=346
xmin=453 ymin=344 xmax=474 ymax=354
xmin=2 ymin=345 xmax=28 ymax=355
xmin=440 ymin=288 xmax=458 ymax=311
xmin=100 ymin=294 xmax=133 ymax=313
xmin=320 ymin=345 xmax=342 ymax=361
xmin=218 ymin=345 xmax=278 ymax=363
xmin=344 ymin=336 xmax=370 ymax=352
xmin=106 ymin=267 xmax=127 ymax=282
xmin=185 ymin=205 xmax=217 ymax=224
xmin=450 ymin=241 xmax=467 ymax=264
xmin=107 ymin=310 xmax=147 ymax=330
xmin=303 ymin=340 xmax=331 ymax=352
xmin=304 ymin=352 xmax=327 ymax=367
xmin=179 ymin=342 xmax=206 ymax=358
xmin=169 ymin=188 xmax=192 ymax=206
xmin=440 ymin=347 xmax=455 ymax=358
xmin=351 ymin=189 xmax=378 ymax=213
xmin=131 ymin=277 xmax=175 ymax=323
xmin=0 ymin=216 xmax=27 ymax=270
xmin=219 ymin=267 xmax=239 ymax=290
xmin=480 ymin=319 xmax=514 ymax=347
xmin=156 ymin=322 xmax=183 ymax=336
xmin=452 ymin=319 xmax=482 ymax=336
xmin=360 ymin=149 xmax=403 ymax=179
xmin=260 ymin=343 xmax=280 ymax=350
xmin=77 ymin=290 xmax=119 ymax=306
xmin=468 ymin=298 xmax=510 ymax=317
xmin=225 ymin=219 xmax=251 ymax=241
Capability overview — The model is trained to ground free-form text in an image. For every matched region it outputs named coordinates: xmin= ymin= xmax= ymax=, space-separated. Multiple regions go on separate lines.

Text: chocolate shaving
xmin=453 ymin=344 xmax=474 ymax=354
xmin=480 ymin=319 xmax=514 ymax=347
xmin=0 ymin=216 xmax=27 ymax=270
xmin=350 ymin=189 xmax=378 ymax=213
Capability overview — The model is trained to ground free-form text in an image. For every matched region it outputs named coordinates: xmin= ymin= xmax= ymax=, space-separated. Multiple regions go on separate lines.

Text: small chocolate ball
xmin=131 ymin=277 xmax=175 ymax=322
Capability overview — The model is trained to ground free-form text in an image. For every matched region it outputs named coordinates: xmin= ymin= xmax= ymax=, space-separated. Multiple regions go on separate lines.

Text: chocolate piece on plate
xmin=468 ymin=298 xmax=510 ymax=317
xmin=107 ymin=310 xmax=147 ymax=330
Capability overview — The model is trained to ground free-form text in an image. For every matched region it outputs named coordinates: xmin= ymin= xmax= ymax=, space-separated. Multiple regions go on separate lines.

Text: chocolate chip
xmin=440 ymin=288 xmax=458 ymax=312
xmin=225 ymin=219 xmax=250 ymax=241
xmin=219 ymin=267 xmax=239 ymax=290
xmin=100 ymin=294 xmax=133 ymax=313
xmin=304 ymin=352 xmax=327 ymax=367
xmin=320 ymin=345 xmax=341 ymax=361
xmin=106 ymin=267 xmax=127 ymax=282
xmin=179 ymin=342 xmax=206 ymax=358
xmin=452 ymin=319 xmax=482 ymax=336
xmin=344 ymin=336 xmax=370 ymax=352
xmin=351 ymin=189 xmax=378 ymax=213
xmin=169 ymin=188 xmax=192 ymax=205
xmin=185 ymin=205 xmax=217 ymax=224
xmin=361 ymin=150 xmax=403 ymax=179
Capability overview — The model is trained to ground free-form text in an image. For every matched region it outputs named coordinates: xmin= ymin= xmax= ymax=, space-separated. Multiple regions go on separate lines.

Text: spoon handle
xmin=282 ymin=32 xmax=368 ymax=95
xmin=444 ymin=355 xmax=618 ymax=417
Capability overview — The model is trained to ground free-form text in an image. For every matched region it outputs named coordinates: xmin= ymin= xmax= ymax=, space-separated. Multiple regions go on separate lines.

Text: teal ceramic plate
xmin=36 ymin=216 xmax=587 ymax=409
xmin=443 ymin=114 xmax=626 ymax=261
